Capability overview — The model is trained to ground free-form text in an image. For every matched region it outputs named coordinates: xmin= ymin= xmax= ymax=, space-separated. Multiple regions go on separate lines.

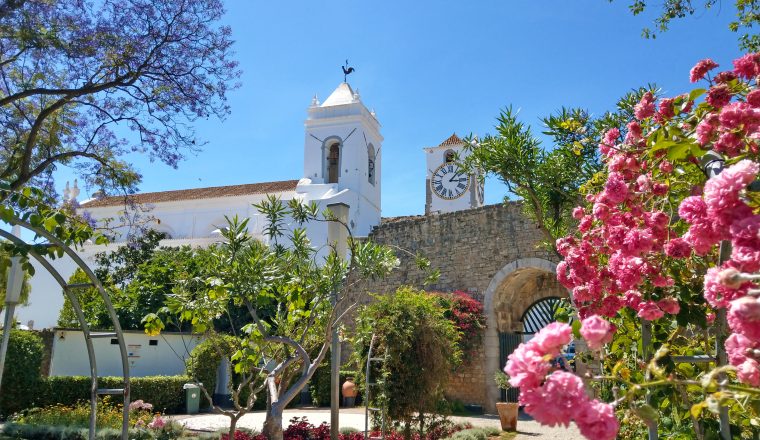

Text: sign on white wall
xmin=49 ymin=329 xmax=204 ymax=377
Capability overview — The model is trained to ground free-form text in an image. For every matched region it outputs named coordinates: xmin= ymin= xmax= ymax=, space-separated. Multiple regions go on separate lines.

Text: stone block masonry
xmin=347 ymin=202 xmax=562 ymax=411
xmin=357 ymin=202 xmax=555 ymax=299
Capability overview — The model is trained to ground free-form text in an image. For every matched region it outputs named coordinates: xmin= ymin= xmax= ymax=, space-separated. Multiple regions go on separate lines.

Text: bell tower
xmin=301 ymin=82 xmax=382 ymax=236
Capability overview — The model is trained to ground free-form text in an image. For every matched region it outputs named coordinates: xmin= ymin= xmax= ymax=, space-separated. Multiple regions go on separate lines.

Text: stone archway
xmin=482 ymin=258 xmax=568 ymax=412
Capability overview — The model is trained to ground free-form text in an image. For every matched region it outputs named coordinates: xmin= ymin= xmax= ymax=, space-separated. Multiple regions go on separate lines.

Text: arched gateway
xmin=482 ymin=258 xmax=568 ymax=412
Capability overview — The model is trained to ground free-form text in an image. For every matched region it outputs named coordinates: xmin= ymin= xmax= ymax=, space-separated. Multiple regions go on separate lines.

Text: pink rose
xmin=637 ymin=301 xmax=664 ymax=321
xmin=738 ymin=359 xmax=760 ymax=386
xmin=148 ymin=415 xmax=165 ymax=429
xmin=690 ymin=58 xmax=719 ymax=82
xmin=575 ymin=400 xmax=620 ymax=440
xmin=521 ymin=371 xmax=589 ymax=427
xmin=733 ymin=53 xmax=760 ymax=80
xmin=580 ymin=315 xmax=615 ymax=350
xmin=531 ymin=322 xmax=573 ymax=356
xmin=704 ymin=266 xmax=751 ymax=309
xmin=664 ymin=238 xmax=691 ymax=258
xmin=706 ymin=84 xmax=732 ymax=109
xmin=728 ymin=297 xmax=760 ymax=340
xmin=657 ymin=298 xmax=680 ymax=315
xmin=725 ymin=332 xmax=757 ymax=366
xmin=505 ymin=344 xmax=550 ymax=390
xmin=635 ymin=92 xmax=656 ymax=120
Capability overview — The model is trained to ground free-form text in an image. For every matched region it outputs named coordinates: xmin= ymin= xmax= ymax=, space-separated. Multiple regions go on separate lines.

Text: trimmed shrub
xmin=184 ymin=334 xmax=238 ymax=408
xmin=0 ymin=329 xmax=44 ymax=416
xmin=36 ymin=375 xmax=190 ymax=414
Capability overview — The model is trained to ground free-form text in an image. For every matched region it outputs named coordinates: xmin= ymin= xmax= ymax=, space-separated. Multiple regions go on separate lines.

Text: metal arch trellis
xmin=0 ymin=215 xmax=130 ymax=440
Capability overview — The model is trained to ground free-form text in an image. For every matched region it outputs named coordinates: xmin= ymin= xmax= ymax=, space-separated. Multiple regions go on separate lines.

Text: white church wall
xmin=80 ymin=191 xmax=299 ymax=243
xmin=17 ymin=245 xmax=105 ymax=330
xmin=21 ymin=82 xmax=385 ymax=329
xmin=49 ymin=329 xmax=203 ymax=377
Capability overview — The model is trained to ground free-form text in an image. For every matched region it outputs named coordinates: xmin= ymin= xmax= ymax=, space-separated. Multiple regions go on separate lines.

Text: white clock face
xmin=431 ymin=163 xmax=470 ymax=200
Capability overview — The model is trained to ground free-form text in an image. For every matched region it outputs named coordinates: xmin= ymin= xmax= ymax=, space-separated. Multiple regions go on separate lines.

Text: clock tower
xmin=424 ymin=133 xmax=483 ymax=215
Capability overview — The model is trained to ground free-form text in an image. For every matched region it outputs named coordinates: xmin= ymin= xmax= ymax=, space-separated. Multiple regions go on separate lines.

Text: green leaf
xmin=689 ymin=88 xmax=707 ymax=101
xmin=43 ymin=216 xmax=57 ymax=231
xmin=571 ymin=319 xmax=582 ymax=339
xmin=666 ymin=141 xmax=695 ymax=161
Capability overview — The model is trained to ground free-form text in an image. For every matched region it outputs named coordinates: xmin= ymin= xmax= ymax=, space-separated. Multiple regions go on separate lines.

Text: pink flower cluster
xmin=148 ymin=415 xmax=165 ymax=429
xmin=128 ymin=399 xmax=153 ymax=411
xmin=556 ymin=156 xmax=680 ymax=320
xmin=554 ymin=53 xmax=760 ymax=390
xmin=580 ymin=315 xmax=615 ymax=350
xmin=694 ymin=55 xmax=760 ymax=156
xmin=504 ymin=323 xmax=619 ymax=440
xmin=679 ymin=159 xmax=760 ymax=385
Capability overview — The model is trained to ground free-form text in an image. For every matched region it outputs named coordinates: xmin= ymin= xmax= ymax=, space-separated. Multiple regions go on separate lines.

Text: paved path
xmin=175 ymin=407 xmax=584 ymax=439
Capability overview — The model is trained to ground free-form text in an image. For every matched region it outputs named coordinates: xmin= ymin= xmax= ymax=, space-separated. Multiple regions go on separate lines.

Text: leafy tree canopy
xmin=463 ymin=88 xmax=652 ymax=255
xmin=0 ymin=0 xmax=240 ymax=200
xmin=608 ymin=0 xmax=760 ymax=51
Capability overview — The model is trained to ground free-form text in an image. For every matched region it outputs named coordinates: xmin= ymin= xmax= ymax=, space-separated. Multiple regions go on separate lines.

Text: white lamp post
xmin=0 ymin=225 xmax=25 ymax=394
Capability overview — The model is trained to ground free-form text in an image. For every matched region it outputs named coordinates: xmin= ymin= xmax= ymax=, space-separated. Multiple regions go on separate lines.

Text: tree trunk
xmin=262 ymin=405 xmax=284 ymax=440
xmin=228 ymin=415 xmax=238 ymax=440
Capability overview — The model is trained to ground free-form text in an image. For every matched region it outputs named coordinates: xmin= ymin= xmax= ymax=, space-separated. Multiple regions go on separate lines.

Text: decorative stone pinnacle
xmin=70 ymin=179 xmax=80 ymax=201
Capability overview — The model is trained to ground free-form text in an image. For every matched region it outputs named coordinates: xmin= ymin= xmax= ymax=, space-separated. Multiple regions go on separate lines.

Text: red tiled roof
xmin=81 ymin=180 xmax=300 ymax=208
xmin=438 ymin=133 xmax=463 ymax=147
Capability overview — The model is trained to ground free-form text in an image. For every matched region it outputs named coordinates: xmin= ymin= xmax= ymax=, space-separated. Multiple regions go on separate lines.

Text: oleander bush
xmin=354 ymin=287 xmax=462 ymax=436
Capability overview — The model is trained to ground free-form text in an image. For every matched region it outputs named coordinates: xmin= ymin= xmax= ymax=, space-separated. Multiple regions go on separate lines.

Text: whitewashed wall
xmin=49 ymin=329 xmax=204 ymax=377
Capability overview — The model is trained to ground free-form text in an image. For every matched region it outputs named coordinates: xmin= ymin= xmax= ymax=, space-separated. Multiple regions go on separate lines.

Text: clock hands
xmin=448 ymin=172 xmax=467 ymax=183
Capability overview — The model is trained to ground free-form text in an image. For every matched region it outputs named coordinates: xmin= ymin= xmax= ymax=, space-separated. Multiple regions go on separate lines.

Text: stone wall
xmin=445 ymin=347 xmax=486 ymax=406
xmin=355 ymin=202 xmax=556 ymax=301
xmin=346 ymin=203 xmax=562 ymax=411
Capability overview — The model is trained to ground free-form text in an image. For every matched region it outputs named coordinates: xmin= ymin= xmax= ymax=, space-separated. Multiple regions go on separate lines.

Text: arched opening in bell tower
xmin=327 ymin=142 xmax=340 ymax=183
xmin=367 ymin=143 xmax=376 ymax=185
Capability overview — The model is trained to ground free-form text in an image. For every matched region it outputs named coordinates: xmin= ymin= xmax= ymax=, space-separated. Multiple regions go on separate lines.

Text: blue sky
xmin=58 ymin=0 xmax=744 ymax=218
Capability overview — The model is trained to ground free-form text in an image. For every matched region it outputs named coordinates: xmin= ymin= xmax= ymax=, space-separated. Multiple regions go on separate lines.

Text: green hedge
xmin=0 ymin=330 xmax=44 ymax=416
xmin=185 ymin=335 xmax=238 ymax=409
xmin=36 ymin=375 xmax=191 ymax=414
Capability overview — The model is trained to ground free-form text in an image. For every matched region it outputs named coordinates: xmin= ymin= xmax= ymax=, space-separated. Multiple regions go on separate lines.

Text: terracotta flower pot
xmin=495 ymin=402 xmax=518 ymax=432
xmin=342 ymin=378 xmax=357 ymax=398
xmin=342 ymin=377 xmax=357 ymax=408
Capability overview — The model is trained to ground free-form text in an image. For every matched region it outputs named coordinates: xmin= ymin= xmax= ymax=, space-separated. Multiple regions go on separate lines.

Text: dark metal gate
xmin=498 ymin=333 xmax=521 ymax=402
xmin=497 ymin=296 xmax=565 ymax=402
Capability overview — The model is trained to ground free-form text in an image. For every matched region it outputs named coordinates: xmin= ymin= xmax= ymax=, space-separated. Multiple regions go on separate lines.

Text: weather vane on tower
xmin=342 ymin=59 xmax=355 ymax=83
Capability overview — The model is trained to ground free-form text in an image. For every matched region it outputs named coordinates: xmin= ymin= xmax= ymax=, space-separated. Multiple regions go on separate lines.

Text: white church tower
xmin=298 ymin=82 xmax=383 ymax=236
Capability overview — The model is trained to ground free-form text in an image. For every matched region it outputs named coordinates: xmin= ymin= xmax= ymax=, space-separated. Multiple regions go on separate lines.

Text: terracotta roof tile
xmin=82 ymin=180 xmax=300 ymax=208
xmin=438 ymin=133 xmax=463 ymax=147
